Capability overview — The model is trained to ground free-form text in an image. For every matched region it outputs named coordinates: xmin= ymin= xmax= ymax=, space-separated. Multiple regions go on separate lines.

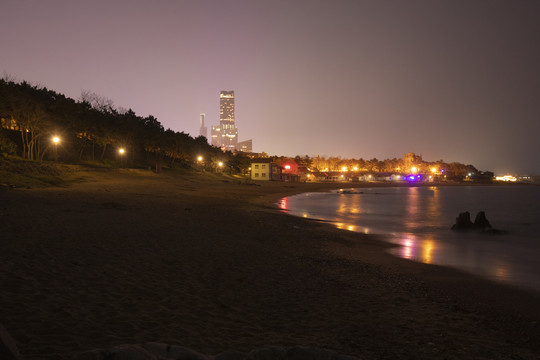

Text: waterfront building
xmin=250 ymin=160 xmax=282 ymax=181
xmin=404 ymin=152 xmax=423 ymax=173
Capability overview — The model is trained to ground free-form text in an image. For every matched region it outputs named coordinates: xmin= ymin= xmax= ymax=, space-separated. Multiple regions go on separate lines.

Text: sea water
xmin=281 ymin=185 xmax=540 ymax=293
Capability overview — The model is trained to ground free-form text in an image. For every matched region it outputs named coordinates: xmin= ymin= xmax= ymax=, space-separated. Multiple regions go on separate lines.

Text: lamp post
xmin=119 ymin=148 xmax=125 ymax=168
xmin=52 ymin=136 xmax=60 ymax=162
xmin=197 ymin=155 xmax=204 ymax=171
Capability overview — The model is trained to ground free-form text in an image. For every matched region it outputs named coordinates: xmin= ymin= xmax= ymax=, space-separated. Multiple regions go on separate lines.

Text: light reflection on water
xmin=281 ymin=186 xmax=540 ymax=293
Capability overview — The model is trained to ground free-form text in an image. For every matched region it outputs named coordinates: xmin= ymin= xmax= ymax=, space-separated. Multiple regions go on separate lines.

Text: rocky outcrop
xmin=74 ymin=343 xmax=362 ymax=360
xmin=451 ymin=211 xmax=474 ymax=230
xmin=473 ymin=211 xmax=491 ymax=230
xmin=451 ymin=211 xmax=501 ymax=233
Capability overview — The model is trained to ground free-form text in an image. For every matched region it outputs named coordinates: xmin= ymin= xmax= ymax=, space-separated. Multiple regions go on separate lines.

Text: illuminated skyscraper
xmin=199 ymin=113 xmax=207 ymax=139
xmin=211 ymin=91 xmax=238 ymax=150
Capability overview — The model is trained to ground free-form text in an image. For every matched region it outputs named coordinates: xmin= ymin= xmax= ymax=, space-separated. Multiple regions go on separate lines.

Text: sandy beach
xmin=1 ymin=168 xmax=539 ymax=359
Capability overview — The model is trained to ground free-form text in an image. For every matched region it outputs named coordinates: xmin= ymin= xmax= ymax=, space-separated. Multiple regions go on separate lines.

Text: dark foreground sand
xmin=1 ymin=169 xmax=539 ymax=359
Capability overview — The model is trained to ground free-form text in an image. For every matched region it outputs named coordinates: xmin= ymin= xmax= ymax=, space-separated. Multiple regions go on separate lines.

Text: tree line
xmin=263 ymin=154 xmax=492 ymax=182
xmin=296 ymin=155 xmax=489 ymax=180
xmin=0 ymin=78 xmax=250 ymax=172
xmin=0 ymin=77 xmax=491 ymax=181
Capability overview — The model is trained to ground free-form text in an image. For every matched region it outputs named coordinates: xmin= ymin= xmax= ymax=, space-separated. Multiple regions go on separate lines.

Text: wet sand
xmin=1 ymin=169 xmax=539 ymax=359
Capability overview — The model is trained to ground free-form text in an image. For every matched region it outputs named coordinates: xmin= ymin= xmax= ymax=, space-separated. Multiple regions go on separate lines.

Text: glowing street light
xmin=52 ymin=136 xmax=60 ymax=161
xmin=196 ymin=155 xmax=205 ymax=171
xmin=215 ymin=161 xmax=224 ymax=173
xmin=411 ymin=166 xmax=418 ymax=173
xmin=118 ymin=148 xmax=126 ymax=168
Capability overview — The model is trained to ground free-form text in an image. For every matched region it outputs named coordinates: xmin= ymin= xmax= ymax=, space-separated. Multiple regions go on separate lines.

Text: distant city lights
xmin=495 ymin=175 xmax=517 ymax=182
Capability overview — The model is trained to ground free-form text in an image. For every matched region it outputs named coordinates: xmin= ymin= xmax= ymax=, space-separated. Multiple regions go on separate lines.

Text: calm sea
xmin=280 ymin=185 xmax=540 ymax=293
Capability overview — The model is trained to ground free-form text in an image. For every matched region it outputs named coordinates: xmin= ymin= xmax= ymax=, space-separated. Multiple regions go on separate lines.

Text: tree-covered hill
xmin=0 ymin=79 xmax=244 ymax=171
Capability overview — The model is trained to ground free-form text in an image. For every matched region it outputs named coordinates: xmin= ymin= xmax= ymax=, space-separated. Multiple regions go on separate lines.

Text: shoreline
xmin=1 ymin=169 xmax=539 ymax=359
xmin=278 ymin=184 xmax=540 ymax=294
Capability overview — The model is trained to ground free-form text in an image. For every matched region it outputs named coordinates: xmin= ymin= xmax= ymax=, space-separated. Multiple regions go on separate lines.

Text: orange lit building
xmin=250 ymin=160 xmax=282 ymax=181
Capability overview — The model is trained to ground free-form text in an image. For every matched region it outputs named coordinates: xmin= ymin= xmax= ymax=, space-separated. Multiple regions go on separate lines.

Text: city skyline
xmin=2 ymin=1 xmax=540 ymax=174
xmin=210 ymin=90 xmax=252 ymax=152
xmin=211 ymin=91 xmax=238 ymax=151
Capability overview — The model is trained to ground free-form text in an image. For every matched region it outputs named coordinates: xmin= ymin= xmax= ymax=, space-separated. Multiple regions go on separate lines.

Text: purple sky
xmin=2 ymin=0 xmax=539 ymax=174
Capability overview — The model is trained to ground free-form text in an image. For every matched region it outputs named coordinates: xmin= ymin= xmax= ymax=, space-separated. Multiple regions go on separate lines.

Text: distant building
xmin=199 ymin=113 xmax=207 ymax=139
xmin=211 ymin=91 xmax=238 ymax=151
xmin=237 ymin=139 xmax=252 ymax=152
xmin=404 ymin=152 xmax=422 ymax=165
xmin=1 ymin=117 xmax=19 ymax=131
xmin=251 ymin=161 xmax=282 ymax=181
xmin=211 ymin=90 xmax=252 ymax=152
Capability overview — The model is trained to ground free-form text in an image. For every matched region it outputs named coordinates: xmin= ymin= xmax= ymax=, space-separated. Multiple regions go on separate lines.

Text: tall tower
xmin=211 ymin=90 xmax=238 ymax=150
xmin=199 ymin=113 xmax=207 ymax=139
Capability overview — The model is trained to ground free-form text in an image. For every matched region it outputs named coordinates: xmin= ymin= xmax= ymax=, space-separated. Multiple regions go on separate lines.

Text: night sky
xmin=2 ymin=0 xmax=539 ymax=174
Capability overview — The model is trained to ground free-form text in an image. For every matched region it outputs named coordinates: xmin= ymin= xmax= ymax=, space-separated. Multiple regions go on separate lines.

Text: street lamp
xmin=217 ymin=161 xmax=224 ymax=172
xmin=196 ymin=155 xmax=204 ymax=171
xmin=118 ymin=148 xmax=125 ymax=168
xmin=52 ymin=136 xmax=60 ymax=161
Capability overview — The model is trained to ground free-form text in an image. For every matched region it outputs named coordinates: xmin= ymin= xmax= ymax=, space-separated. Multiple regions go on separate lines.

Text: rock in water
xmin=452 ymin=211 xmax=501 ymax=234
xmin=473 ymin=211 xmax=492 ymax=229
xmin=451 ymin=211 xmax=474 ymax=230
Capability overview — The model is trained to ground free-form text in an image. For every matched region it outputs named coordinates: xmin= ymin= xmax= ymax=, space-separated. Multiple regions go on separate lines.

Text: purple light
xmin=409 ymin=175 xmax=415 ymax=181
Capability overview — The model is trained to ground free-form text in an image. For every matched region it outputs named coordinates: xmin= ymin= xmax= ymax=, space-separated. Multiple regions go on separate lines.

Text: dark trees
xmin=0 ymin=79 xmax=227 ymax=171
